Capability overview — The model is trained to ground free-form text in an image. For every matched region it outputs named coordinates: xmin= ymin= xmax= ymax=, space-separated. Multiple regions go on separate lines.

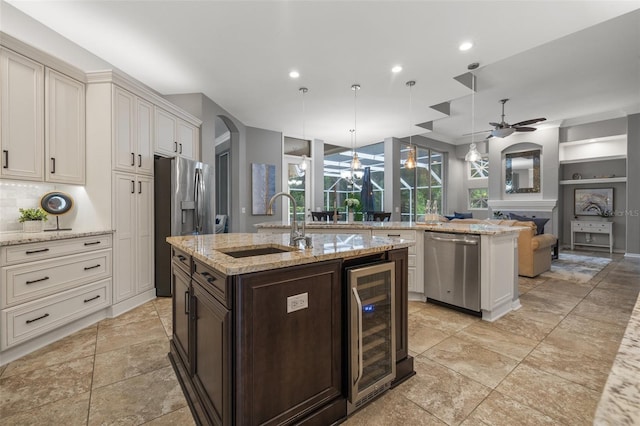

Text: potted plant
xmin=18 ymin=208 xmax=48 ymax=233
xmin=343 ymin=197 xmax=360 ymax=222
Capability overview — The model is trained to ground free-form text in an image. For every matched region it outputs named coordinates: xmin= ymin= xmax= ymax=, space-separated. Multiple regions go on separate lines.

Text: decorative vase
xmin=348 ymin=212 xmax=354 ymax=223
xmin=23 ymin=220 xmax=44 ymax=233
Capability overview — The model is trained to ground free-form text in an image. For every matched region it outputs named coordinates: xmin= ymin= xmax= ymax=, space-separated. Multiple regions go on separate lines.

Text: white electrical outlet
xmin=287 ymin=293 xmax=308 ymax=313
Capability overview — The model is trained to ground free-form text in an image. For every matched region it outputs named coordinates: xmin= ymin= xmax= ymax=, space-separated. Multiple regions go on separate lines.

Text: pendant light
xmin=404 ymin=80 xmax=417 ymax=169
xmin=340 ymin=129 xmax=355 ymax=181
xmin=464 ymin=71 xmax=482 ymax=162
xmin=350 ymin=84 xmax=364 ymax=179
xmin=298 ymin=87 xmax=309 ymax=172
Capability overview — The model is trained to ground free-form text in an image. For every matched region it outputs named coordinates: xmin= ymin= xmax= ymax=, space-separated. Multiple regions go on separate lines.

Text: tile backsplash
xmin=0 ymin=180 xmax=97 ymax=233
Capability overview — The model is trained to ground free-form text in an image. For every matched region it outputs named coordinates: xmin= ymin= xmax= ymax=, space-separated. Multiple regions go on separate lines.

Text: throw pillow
xmin=454 ymin=211 xmax=473 ymax=219
xmin=444 ymin=214 xmax=456 ymax=221
xmin=509 ymin=213 xmax=549 ymax=235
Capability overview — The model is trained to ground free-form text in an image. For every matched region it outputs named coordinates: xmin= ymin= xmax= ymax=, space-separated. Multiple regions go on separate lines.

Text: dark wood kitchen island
xmin=166 ymin=232 xmax=415 ymax=426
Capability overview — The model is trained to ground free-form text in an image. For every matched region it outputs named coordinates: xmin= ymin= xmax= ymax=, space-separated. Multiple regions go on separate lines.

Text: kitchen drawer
xmin=1 ymin=278 xmax=111 ymax=349
xmin=372 ymin=230 xmax=417 ymax=254
xmin=572 ymin=222 xmax=610 ymax=233
xmin=172 ymin=247 xmax=191 ymax=274
xmin=193 ymin=258 xmax=230 ymax=308
xmin=1 ymin=234 xmax=113 ymax=266
xmin=2 ymin=249 xmax=112 ymax=309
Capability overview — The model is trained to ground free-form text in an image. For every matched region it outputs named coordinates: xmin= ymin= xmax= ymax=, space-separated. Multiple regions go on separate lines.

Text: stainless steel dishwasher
xmin=424 ymin=232 xmax=481 ymax=315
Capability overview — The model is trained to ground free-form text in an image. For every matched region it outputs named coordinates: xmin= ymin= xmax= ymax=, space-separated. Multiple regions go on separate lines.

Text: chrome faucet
xmin=267 ymin=192 xmax=311 ymax=248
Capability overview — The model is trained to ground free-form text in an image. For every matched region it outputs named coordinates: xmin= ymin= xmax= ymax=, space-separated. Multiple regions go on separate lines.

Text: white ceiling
xmin=5 ymin=1 xmax=640 ymax=147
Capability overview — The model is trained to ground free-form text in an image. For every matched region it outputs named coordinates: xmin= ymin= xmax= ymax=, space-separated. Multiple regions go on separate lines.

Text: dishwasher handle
xmin=427 ymin=235 xmax=478 ymax=245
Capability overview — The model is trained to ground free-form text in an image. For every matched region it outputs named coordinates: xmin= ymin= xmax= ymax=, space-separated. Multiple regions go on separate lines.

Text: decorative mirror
xmin=505 ymin=150 xmax=540 ymax=193
xmin=40 ymin=191 xmax=74 ymax=231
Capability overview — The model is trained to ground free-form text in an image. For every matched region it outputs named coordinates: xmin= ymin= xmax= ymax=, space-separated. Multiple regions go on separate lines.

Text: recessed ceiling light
xmin=391 ymin=65 xmax=403 ymax=73
xmin=289 ymin=70 xmax=300 ymax=78
xmin=459 ymin=41 xmax=473 ymax=51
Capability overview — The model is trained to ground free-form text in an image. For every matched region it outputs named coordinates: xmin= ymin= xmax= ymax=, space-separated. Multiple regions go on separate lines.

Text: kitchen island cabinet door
xmin=234 ymin=260 xmax=343 ymax=425
xmin=192 ymin=281 xmax=231 ymax=426
xmin=172 ymin=263 xmax=191 ymax=373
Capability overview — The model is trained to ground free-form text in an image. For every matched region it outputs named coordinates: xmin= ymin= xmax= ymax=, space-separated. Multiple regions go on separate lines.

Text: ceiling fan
xmin=486 ymin=98 xmax=546 ymax=138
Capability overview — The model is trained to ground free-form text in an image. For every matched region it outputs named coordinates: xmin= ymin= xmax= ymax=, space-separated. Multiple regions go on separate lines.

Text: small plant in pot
xmin=19 ymin=208 xmax=48 ymax=233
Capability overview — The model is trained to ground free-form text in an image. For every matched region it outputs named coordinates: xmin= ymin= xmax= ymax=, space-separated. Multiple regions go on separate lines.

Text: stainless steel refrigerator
xmin=154 ymin=156 xmax=214 ymax=296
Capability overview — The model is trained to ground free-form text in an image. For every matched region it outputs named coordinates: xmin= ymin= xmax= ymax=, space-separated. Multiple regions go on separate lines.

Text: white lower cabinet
xmin=112 ymin=172 xmax=154 ymax=303
xmin=0 ymin=234 xmax=113 ymax=351
xmin=372 ymin=229 xmax=423 ymax=295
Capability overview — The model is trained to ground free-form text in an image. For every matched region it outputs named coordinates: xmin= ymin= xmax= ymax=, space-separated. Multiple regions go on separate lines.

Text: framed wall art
xmin=251 ymin=163 xmax=276 ymax=215
xmin=574 ymin=187 xmax=613 ymax=217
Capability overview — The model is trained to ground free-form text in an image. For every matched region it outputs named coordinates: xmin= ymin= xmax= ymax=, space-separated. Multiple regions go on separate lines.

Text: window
xmin=469 ymin=158 xmax=488 ymax=179
xmin=400 ymin=145 xmax=445 ymax=222
xmin=469 ymin=188 xmax=488 ymax=209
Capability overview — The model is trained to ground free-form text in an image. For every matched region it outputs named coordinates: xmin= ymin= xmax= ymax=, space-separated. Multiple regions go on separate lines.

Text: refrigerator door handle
xmin=194 ymin=168 xmax=201 ymax=233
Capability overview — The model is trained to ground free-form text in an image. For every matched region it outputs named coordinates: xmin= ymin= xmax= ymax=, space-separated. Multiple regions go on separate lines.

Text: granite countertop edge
xmin=167 ymin=233 xmax=414 ymax=276
xmin=0 ymin=229 xmax=115 ymax=246
xmin=255 ymin=221 xmax=523 ymax=235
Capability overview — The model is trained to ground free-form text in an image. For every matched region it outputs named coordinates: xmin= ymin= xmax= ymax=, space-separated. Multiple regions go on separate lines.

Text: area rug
xmin=541 ymin=253 xmax=611 ymax=283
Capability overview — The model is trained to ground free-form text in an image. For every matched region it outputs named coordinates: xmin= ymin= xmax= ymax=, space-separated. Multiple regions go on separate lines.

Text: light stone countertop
xmin=0 ymin=229 xmax=114 ymax=246
xmin=167 ymin=232 xmax=414 ymax=276
xmin=255 ymin=220 xmax=524 ymax=236
xmin=594 ymin=293 xmax=640 ymax=425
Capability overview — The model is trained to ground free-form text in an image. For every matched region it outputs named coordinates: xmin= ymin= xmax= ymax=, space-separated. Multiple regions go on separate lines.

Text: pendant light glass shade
xmin=404 ymin=80 xmax=416 ymax=169
xmin=464 ymin=143 xmax=482 ymax=162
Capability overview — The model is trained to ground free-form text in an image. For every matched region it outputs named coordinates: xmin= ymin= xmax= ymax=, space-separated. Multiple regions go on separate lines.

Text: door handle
xmin=179 ymin=143 xmax=183 ymax=154
xmin=2 ymin=150 xmax=7 ymax=168
xmin=131 ymin=180 xmax=135 ymax=194
xmin=138 ymin=154 xmax=142 ymax=167
xmin=131 ymin=152 xmax=135 ymax=166
xmin=51 ymin=158 xmax=56 ymax=174
xmin=352 ymin=287 xmax=364 ymax=387
xmin=174 ymin=141 xmax=178 ymax=152
xmin=138 ymin=181 xmax=142 ymax=194
xmin=184 ymin=291 xmax=190 ymax=315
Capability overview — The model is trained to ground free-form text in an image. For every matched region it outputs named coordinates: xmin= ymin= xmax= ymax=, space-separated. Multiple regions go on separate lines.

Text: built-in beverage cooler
xmin=346 ymin=261 xmax=396 ymax=414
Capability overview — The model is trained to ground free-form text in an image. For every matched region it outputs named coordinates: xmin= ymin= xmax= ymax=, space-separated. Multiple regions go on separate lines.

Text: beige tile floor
xmin=1 ymin=250 xmax=638 ymax=425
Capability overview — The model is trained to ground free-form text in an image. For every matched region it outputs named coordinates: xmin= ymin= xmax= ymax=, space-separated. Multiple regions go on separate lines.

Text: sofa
xmin=450 ymin=218 xmax=557 ymax=277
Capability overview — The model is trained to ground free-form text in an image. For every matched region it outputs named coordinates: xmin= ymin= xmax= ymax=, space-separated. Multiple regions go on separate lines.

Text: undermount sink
xmin=219 ymin=244 xmax=299 ymax=258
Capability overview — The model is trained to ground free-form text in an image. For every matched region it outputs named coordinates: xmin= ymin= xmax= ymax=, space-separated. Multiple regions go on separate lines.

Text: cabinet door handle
xmin=131 ymin=180 xmax=135 ymax=194
xmin=84 ymin=241 xmax=101 ymax=246
xmin=138 ymin=154 xmax=142 ymax=167
xmin=179 ymin=143 xmax=183 ymax=154
xmin=84 ymin=295 xmax=101 ymax=303
xmin=184 ymin=291 xmax=190 ymax=315
xmin=2 ymin=150 xmax=7 ymax=168
xmin=51 ymin=157 xmax=56 ymax=174
xmin=200 ymin=271 xmax=216 ymax=284
xmin=26 ymin=313 xmax=49 ymax=324
xmin=131 ymin=152 xmax=135 ymax=166
xmin=84 ymin=264 xmax=101 ymax=271
xmin=26 ymin=248 xmax=49 ymax=255
xmin=138 ymin=181 xmax=142 ymax=194
xmin=174 ymin=141 xmax=178 ymax=152
xmin=26 ymin=276 xmax=50 ymax=285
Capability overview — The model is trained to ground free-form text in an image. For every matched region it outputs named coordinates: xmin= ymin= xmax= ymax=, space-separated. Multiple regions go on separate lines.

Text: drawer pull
xmin=84 ymin=241 xmax=101 ymax=246
xmin=26 ymin=313 xmax=49 ymax=324
xmin=177 ymin=255 xmax=187 ymax=261
xmin=84 ymin=295 xmax=101 ymax=303
xmin=387 ymin=234 xmax=401 ymax=237
xmin=200 ymin=271 xmax=216 ymax=283
xmin=84 ymin=264 xmax=101 ymax=271
xmin=25 ymin=276 xmax=50 ymax=285
xmin=26 ymin=248 xmax=50 ymax=255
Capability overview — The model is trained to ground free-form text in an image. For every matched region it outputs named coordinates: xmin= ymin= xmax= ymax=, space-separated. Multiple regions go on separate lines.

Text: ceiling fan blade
xmin=488 ymin=122 xmax=501 ymax=127
xmin=514 ymin=127 xmax=537 ymax=132
xmin=511 ymin=117 xmax=546 ymax=127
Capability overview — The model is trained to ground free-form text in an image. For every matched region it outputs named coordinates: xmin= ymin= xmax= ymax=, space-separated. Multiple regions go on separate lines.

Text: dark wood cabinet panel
xmin=387 ymin=248 xmax=408 ymax=361
xmin=192 ymin=281 xmax=231 ymax=426
xmin=172 ymin=263 xmax=191 ymax=372
xmin=234 ymin=260 xmax=343 ymax=426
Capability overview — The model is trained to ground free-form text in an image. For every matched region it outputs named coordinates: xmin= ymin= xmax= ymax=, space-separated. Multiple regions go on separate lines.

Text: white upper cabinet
xmin=45 ymin=68 xmax=85 ymax=184
xmin=0 ymin=48 xmax=44 ymax=181
xmin=155 ymin=106 xmax=198 ymax=160
xmin=113 ymin=86 xmax=154 ymax=175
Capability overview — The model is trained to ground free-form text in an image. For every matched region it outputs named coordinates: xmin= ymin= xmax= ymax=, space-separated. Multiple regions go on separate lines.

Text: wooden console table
xmin=571 ymin=220 xmax=613 ymax=254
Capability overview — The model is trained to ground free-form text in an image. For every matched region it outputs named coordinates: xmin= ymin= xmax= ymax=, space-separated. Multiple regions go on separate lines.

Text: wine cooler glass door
xmin=349 ymin=261 xmax=396 ymax=409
